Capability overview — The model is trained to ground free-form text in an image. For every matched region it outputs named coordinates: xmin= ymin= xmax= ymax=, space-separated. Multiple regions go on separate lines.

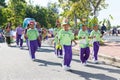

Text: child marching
xmin=25 ymin=21 xmax=40 ymax=61
xmin=78 ymin=24 xmax=90 ymax=65
xmin=16 ymin=24 xmax=24 ymax=49
xmin=90 ymin=24 xmax=102 ymax=64
xmin=58 ymin=19 xmax=76 ymax=71
xmin=53 ymin=20 xmax=63 ymax=57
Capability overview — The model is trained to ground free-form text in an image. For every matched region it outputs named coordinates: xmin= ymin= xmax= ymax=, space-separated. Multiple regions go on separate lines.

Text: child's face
xmin=82 ymin=26 xmax=87 ymax=31
xmin=30 ymin=24 xmax=34 ymax=29
xmin=94 ymin=26 xmax=98 ymax=31
xmin=63 ymin=24 xmax=69 ymax=31
xmin=57 ymin=24 xmax=61 ymax=27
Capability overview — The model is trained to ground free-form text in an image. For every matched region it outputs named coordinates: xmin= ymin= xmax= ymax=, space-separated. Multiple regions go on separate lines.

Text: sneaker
xmin=63 ymin=65 xmax=70 ymax=71
xmin=20 ymin=47 xmax=23 ymax=49
xmin=57 ymin=55 xmax=63 ymax=58
xmin=37 ymin=47 xmax=41 ymax=50
xmin=93 ymin=60 xmax=99 ymax=64
xmin=32 ymin=58 xmax=36 ymax=61
xmin=81 ymin=62 xmax=87 ymax=66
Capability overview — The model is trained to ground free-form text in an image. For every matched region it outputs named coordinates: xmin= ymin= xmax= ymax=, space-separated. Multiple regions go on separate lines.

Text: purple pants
xmin=80 ymin=47 xmax=90 ymax=63
xmin=93 ymin=42 xmax=100 ymax=60
xmin=28 ymin=40 xmax=38 ymax=59
xmin=16 ymin=35 xmax=23 ymax=47
xmin=63 ymin=45 xmax=72 ymax=67
xmin=54 ymin=43 xmax=63 ymax=56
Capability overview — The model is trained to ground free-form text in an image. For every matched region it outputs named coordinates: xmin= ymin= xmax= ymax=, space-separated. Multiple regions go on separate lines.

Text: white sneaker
xmin=32 ymin=59 xmax=36 ymax=61
xmin=37 ymin=47 xmax=41 ymax=50
xmin=63 ymin=65 xmax=70 ymax=71
xmin=93 ymin=60 xmax=99 ymax=64
xmin=81 ymin=62 xmax=87 ymax=66
xmin=57 ymin=55 xmax=63 ymax=58
xmin=20 ymin=47 xmax=23 ymax=49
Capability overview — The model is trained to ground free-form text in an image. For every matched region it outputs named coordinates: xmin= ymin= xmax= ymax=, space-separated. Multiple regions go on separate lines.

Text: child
xmin=53 ymin=20 xmax=63 ymax=57
xmin=90 ymin=24 xmax=102 ymax=63
xmin=25 ymin=21 xmax=40 ymax=61
xmin=16 ymin=24 xmax=24 ymax=49
xmin=58 ymin=20 xmax=75 ymax=71
xmin=78 ymin=25 xmax=90 ymax=65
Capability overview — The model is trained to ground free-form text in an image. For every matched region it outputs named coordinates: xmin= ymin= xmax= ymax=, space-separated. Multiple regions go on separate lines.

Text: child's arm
xmin=72 ymin=40 xmax=77 ymax=45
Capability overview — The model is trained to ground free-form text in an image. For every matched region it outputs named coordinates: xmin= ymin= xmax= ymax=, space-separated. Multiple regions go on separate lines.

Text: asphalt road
xmin=0 ymin=42 xmax=120 ymax=80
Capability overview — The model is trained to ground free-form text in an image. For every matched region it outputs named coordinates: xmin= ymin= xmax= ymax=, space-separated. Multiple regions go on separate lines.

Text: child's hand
xmin=93 ymin=36 xmax=96 ymax=38
xmin=82 ymin=37 xmax=85 ymax=39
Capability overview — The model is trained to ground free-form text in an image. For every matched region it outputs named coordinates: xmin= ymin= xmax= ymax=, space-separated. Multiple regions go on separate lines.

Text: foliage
xmin=0 ymin=0 xmax=59 ymax=29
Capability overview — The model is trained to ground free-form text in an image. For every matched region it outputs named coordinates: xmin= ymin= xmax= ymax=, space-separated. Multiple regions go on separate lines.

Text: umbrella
xmin=23 ymin=18 xmax=35 ymax=29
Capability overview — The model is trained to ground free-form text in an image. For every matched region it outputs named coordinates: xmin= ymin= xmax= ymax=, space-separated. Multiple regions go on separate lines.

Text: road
xmin=0 ymin=42 xmax=120 ymax=80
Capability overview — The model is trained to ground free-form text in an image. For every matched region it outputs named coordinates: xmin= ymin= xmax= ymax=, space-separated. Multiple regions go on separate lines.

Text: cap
xmin=29 ymin=21 xmax=35 ymax=25
xmin=62 ymin=18 xmax=70 ymax=26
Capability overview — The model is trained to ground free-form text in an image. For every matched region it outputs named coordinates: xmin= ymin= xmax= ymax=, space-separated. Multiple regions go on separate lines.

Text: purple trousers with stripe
xmin=28 ymin=40 xmax=38 ymax=59
xmin=63 ymin=45 xmax=72 ymax=67
xmin=80 ymin=47 xmax=90 ymax=63
xmin=93 ymin=41 xmax=100 ymax=60
xmin=54 ymin=43 xmax=63 ymax=56
xmin=16 ymin=35 xmax=23 ymax=47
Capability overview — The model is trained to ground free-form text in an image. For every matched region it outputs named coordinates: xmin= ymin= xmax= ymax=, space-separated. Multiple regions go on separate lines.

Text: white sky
xmin=6 ymin=0 xmax=120 ymax=26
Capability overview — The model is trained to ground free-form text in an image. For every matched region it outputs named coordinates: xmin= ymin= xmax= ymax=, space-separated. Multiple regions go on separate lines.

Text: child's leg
xmin=93 ymin=42 xmax=100 ymax=60
xmin=20 ymin=37 xmax=23 ymax=47
xmin=54 ymin=43 xmax=57 ymax=55
xmin=16 ymin=35 xmax=20 ymax=45
xmin=63 ymin=45 xmax=72 ymax=67
xmin=84 ymin=47 xmax=90 ymax=62
xmin=80 ymin=48 xmax=86 ymax=63
xmin=28 ymin=41 xmax=35 ymax=59
xmin=33 ymin=40 xmax=38 ymax=54
xmin=59 ymin=49 xmax=63 ymax=56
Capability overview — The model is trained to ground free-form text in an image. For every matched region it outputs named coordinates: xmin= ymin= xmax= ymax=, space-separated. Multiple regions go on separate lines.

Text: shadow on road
xmin=34 ymin=59 xmax=62 ymax=67
xmin=69 ymin=69 xmax=117 ymax=80
xmin=37 ymin=48 xmax=54 ymax=53
xmin=86 ymin=64 xmax=120 ymax=74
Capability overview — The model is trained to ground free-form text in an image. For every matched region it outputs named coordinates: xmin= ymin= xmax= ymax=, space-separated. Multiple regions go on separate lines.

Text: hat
xmin=62 ymin=18 xmax=70 ymax=26
xmin=62 ymin=22 xmax=70 ymax=26
xmin=29 ymin=21 xmax=35 ymax=25
xmin=92 ymin=24 xmax=98 ymax=27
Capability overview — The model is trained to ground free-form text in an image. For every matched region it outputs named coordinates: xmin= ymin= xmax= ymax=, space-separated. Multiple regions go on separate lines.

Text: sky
xmin=6 ymin=0 xmax=120 ymax=26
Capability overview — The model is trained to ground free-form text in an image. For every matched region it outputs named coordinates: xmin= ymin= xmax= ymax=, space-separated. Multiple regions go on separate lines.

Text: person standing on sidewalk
xmin=53 ymin=20 xmax=63 ymax=57
xmin=58 ymin=19 xmax=75 ymax=71
xmin=78 ymin=24 xmax=90 ymax=65
xmin=4 ymin=25 xmax=11 ymax=46
xmin=90 ymin=24 xmax=102 ymax=64
xmin=25 ymin=21 xmax=40 ymax=61
xmin=36 ymin=22 xmax=42 ymax=50
xmin=16 ymin=24 xmax=24 ymax=49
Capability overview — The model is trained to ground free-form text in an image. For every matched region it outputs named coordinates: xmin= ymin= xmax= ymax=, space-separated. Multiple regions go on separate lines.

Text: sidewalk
xmin=72 ymin=40 xmax=120 ymax=67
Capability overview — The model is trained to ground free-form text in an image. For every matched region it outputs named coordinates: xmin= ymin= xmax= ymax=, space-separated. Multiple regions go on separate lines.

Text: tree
xmin=58 ymin=0 xmax=108 ymax=27
xmin=0 ymin=0 xmax=6 ymax=7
